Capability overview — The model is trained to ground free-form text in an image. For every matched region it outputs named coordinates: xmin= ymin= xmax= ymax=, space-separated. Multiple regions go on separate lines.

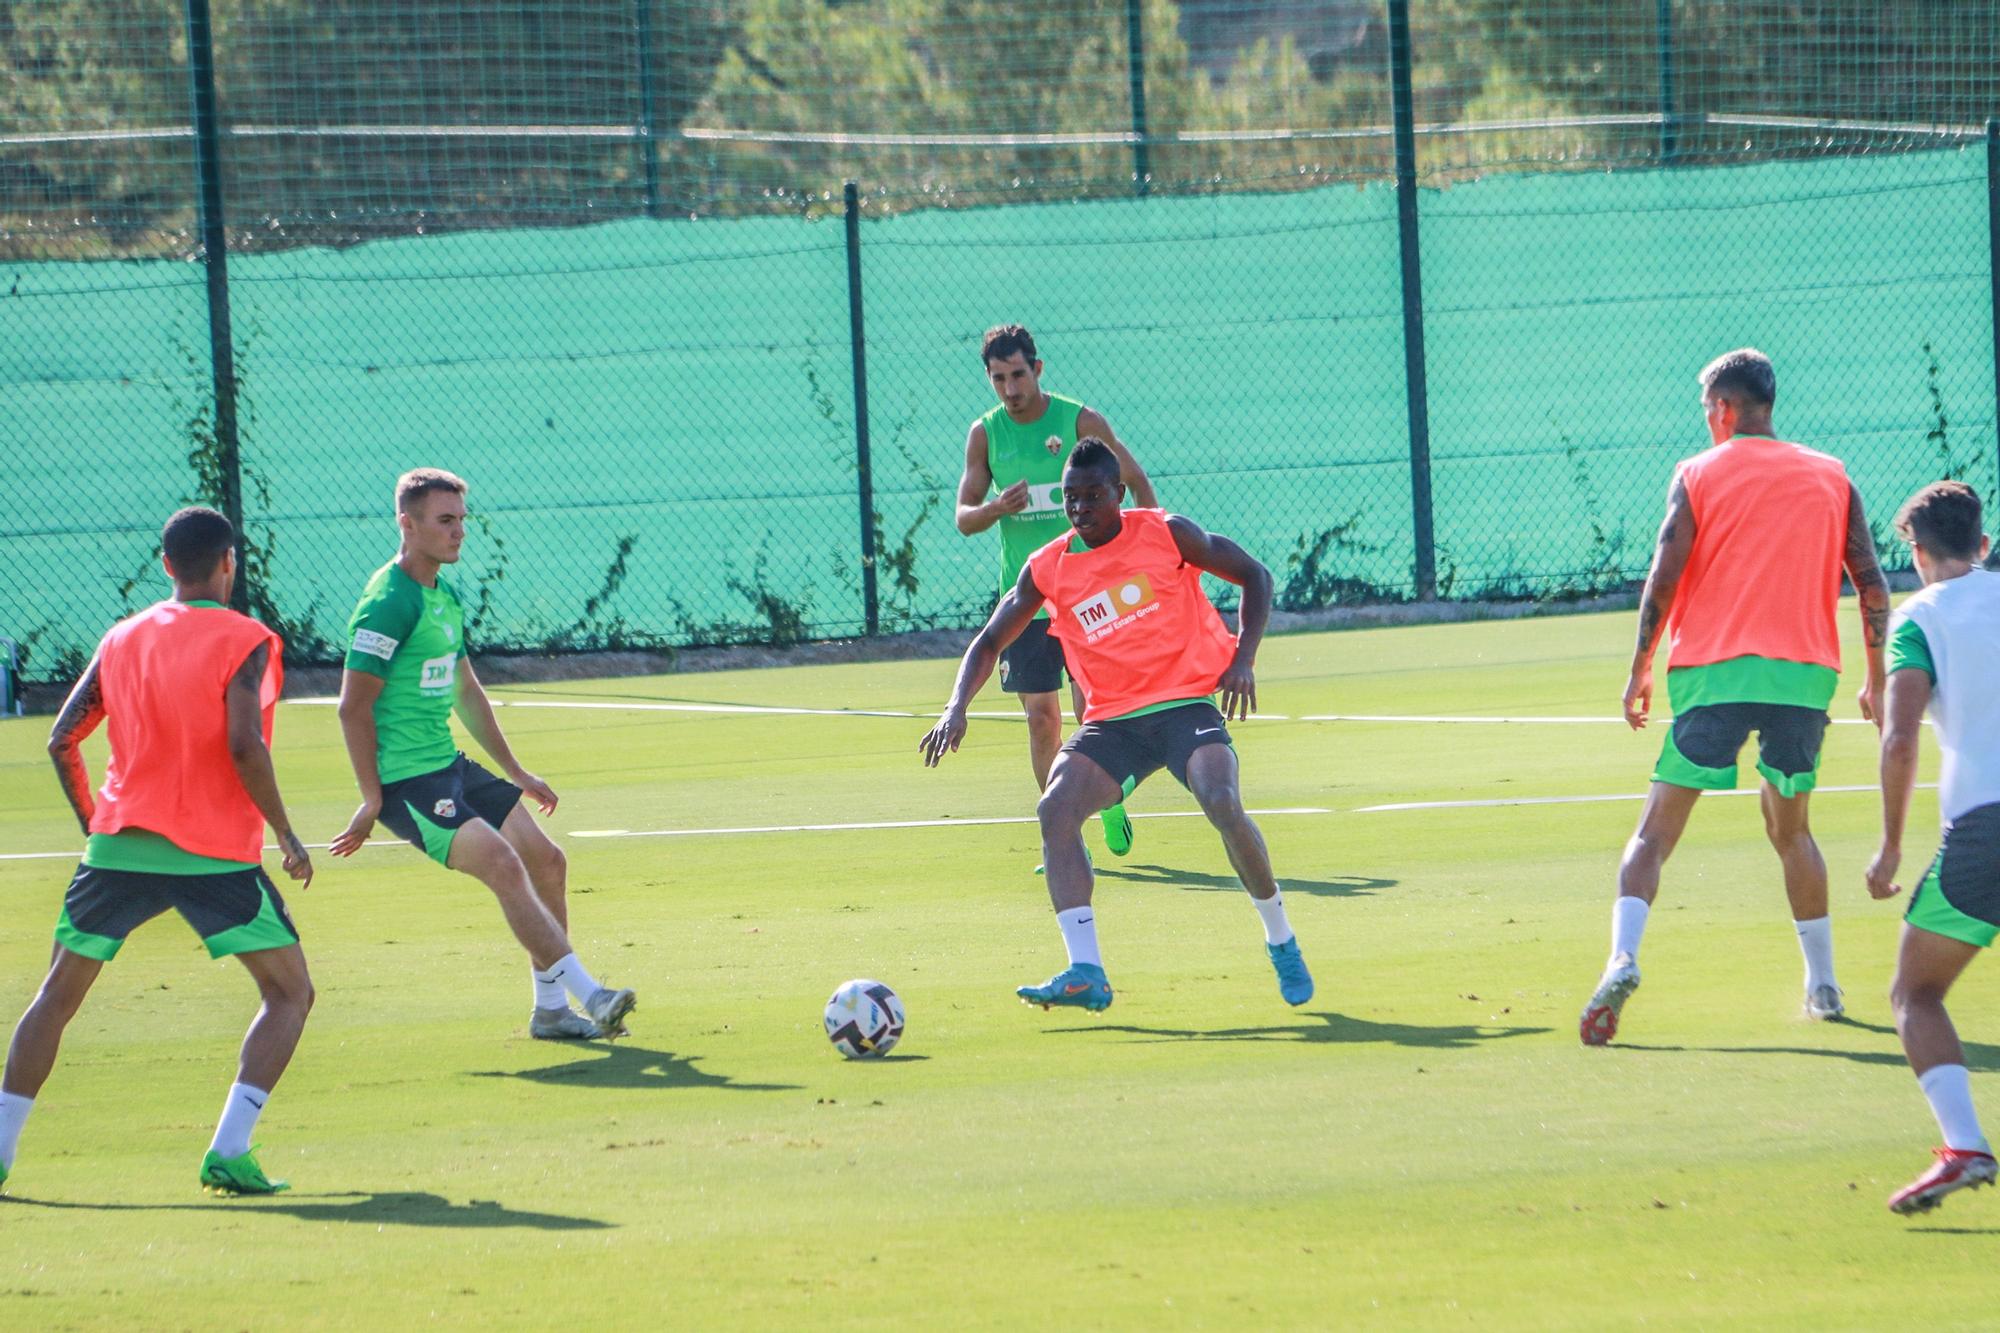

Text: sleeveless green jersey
xmin=980 ymin=393 xmax=1084 ymax=613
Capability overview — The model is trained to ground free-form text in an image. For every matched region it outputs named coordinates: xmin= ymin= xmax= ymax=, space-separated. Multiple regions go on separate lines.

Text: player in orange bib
xmin=0 ymin=508 xmax=316 ymax=1196
xmin=1578 ymin=349 xmax=1893 ymax=1046
xmin=921 ymin=439 xmax=1312 ymax=1011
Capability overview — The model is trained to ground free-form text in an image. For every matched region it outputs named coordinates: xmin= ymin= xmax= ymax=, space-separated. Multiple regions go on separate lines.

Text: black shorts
xmin=999 ymin=617 xmax=1066 ymax=695
xmin=379 ymin=753 xmax=522 ymax=865
xmin=1655 ymin=702 xmax=1829 ymax=797
xmin=1063 ymin=701 xmax=1232 ymax=796
xmin=57 ymin=864 xmax=299 ymax=962
xmin=1906 ymin=802 xmax=2000 ymax=949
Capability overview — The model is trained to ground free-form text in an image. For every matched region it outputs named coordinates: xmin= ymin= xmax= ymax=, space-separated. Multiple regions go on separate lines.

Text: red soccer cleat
xmin=1888 ymin=1147 xmax=1999 ymax=1216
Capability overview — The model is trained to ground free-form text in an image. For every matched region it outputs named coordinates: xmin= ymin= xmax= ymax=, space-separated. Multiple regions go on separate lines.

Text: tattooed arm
xmin=46 ymin=656 xmax=106 ymax=836
xmin=1843 ymin=481 xmax=1892 ymax=729
xmin=1624 ymin=477 xmax=1696 ymax=730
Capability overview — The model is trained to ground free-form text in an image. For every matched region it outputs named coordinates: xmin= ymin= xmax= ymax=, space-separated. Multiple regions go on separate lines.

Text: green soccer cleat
xmin=1016 ymin=962 xmax=1113 ymax=1012
xmin=200 ymin=1145 xmax=289 ymax=1196
xmin=1100 ymin=804 xmax=1135 ymax=857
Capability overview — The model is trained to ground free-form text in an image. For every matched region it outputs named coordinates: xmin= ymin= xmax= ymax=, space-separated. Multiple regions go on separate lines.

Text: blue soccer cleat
xmin=1267 ymin=937 xmax=1314 ymax=1006
xmin=1017 ymin=962 xmax=1113 ymax=1012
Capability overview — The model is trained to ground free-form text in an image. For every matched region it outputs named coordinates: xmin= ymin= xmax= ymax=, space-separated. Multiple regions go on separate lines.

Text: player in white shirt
xmin=1868 ymin=480 xmax=2000 ymax=1215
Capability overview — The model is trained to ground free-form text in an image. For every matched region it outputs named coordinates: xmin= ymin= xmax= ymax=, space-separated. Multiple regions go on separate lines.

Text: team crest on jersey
xmin=1044 ymin=434 xmax=1063 ymax=456
xmin=1070 ymin=573 xmax=1158 ymax=643
xmin=433 ymin=798 xmax=457 ymax=818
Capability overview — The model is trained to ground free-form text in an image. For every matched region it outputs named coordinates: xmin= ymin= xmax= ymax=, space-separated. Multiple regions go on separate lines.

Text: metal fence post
xmin=182 ymin=0 xmax=247 ymax=613
xmin=1988 ymin=118 xmax=2000 ymax=503
xmin=843 ymin=182 xmax=880 ymax=636
xmin=634 ymin=0 xmax=664 ymax=219
xmin=1657 ymin=0 xmax=1679 ymax=164
xmin=1387 ymin=0 xmax=1436 ymax=600
xmin=1125 ymin=0 xmax=1151 ymax=197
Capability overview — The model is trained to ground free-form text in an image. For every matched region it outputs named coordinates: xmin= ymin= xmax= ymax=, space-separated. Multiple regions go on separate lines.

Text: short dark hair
xmin=160 ymin=506 xmax=236 ymax=582
xmin=1698 ymin=348 xmax=1776 ymax=407
xmin=396 ymin=467 xmax=468 ymax=513
xmin=1065 ymin=437 xmax=1120 ymax=483
xmin=981 ymin=324 xmax=1037 ymax=367
xmin=1895 ymin=480 xmax=1984 ymax=560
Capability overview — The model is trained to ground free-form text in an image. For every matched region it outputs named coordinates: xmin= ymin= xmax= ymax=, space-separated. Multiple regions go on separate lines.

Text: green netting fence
xmin=5 ymin=2 xmax=1999 ymax=683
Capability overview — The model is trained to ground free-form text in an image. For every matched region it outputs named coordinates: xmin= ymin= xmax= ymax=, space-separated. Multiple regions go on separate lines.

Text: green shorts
xmin=1905 ymin=802 xmax=2000 ymax=949
xmin=57 ymin=863 xmax=300 ymax=962
xmin=1654 ymin=702 xmax=1828 ymax=797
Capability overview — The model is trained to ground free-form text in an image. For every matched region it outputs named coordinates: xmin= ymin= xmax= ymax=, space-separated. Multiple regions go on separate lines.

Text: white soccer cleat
xmin=1805 ymin=983 xmax=1846 ymax=1021
xmin=583 ymin=986 xmax=637 ymax=1037
xmin=529 ymin=1007 xmax=604 ymax=1041
xmin=1579 ymin=954 xmax=1641 ymax=1047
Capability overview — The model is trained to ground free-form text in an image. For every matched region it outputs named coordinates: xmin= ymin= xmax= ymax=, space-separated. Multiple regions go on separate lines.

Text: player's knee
xmin=534 ymin=837 xmax=568 ymax=883
xmin=1889 ymin=972 xmax=1944 ymax=1021
xmin=1622 ymin=831 xmax=1671 ymax=872
xmin=1036 ymin=784 xmax=1090 ymax=832
xmin=1194 ymin=781 xmax=1246 ymax=828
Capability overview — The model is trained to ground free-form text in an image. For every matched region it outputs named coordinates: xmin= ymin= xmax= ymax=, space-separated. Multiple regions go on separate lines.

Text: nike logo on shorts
xmin=1195 ymin=727 xmax=1221 ymax=736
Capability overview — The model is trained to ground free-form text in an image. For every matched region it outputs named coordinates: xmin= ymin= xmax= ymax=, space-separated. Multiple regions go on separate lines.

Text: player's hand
xmin=1858 ymin=673 xmax=1885 ymax=731
xmin=1865 ymin=844 xmax=1903 ymax=900
xmin=919 ymin=709 xmax=968 ymax=767
xmin=992 ymin=480 xmax=1031 ymax=516
xmin=330 ymin=800 xmax=379 ymax=857
xmin=1218 ymin=661 xmax=1257 ymax=722
xmin=512 ymin=769 xmax=559 ymax=815
xmin=279 ymin=830 xmax=314 ymax=888
xmin=1622 ymin=669 xmax=1653 ymax=730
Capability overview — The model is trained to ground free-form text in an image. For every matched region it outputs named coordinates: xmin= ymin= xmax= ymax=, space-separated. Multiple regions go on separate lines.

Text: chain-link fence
xmin=6 ymin=2 xmax=1998 ymax=682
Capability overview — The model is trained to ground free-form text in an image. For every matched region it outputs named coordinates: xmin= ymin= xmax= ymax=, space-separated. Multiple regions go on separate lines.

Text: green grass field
xmin=1 ymin=605 xmax=1994 ymax=1328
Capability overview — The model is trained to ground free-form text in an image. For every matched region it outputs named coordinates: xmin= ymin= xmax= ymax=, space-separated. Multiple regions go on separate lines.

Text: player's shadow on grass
xmin=1057 ymin=1011 xmax=1547 ymax=1049
xmin=473 ymin=1043 xmax=799 ymax=1093
xmin=1618 ymin=1019 xmax=2000 ymax=1073
xmin=1093 ymin=864 xmax=1394 ymax=897
xmin=0 ymin=1191 xmax=609 ymax=1230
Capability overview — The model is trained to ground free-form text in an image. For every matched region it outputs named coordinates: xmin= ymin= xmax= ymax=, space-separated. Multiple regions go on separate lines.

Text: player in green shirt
xmin=955 ymin=324 xmax=1158 ymax=866
xmin=330 ymin=469 xmax=635 ymax=1041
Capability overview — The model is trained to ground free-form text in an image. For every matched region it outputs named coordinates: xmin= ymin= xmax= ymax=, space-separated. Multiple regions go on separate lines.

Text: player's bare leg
xmin=1186 ymin=744 xmax=1311 ymax=1004
xmin=1582 ymin=782 xmax=1702 ymax=1045
xmin=450 ymin=820 xmax=633 ymax=1036
xmin=1018 ymin=752 xmax=1120 ymax=1011
xmin=196 ymin=943 xmax=315 ymax=1195
xmin=1020 ymin=690 xmax=1064 ymax=791
xmin=1759 ymin=783 xmax=1841 ymax=1018
xmin=3 ymin=946 xmax=102 ymax=1102
xmin=1888 ymin=923 xmax=1995 ymax=1213
xmin=232 ymin=944 xmax=314 ymax=1092
xmin=497 ymin=804 xmax=606 ymax=1037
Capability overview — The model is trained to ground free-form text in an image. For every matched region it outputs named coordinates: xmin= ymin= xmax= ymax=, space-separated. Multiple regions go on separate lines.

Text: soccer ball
xmin=823 ymin=979 xmax=905 ymax=1059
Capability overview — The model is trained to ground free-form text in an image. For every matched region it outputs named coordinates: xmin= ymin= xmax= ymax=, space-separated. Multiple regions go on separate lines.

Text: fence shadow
xmin=0 ymin=1190 xmax=609 ymax=1230
xmin=1094 ymin=863 xmax=1394 ymax=897
xmin=471 ymin=1043 xmax=799 ymax=1093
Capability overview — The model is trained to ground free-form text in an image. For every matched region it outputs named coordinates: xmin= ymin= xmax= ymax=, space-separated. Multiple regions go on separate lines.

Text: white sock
xmin=209 ymin=1082 xmax=270 ymax=1159
xmin=1252 ymin=892 xmax=1294 ymax=946
xmin=0 ymin=1091 xmax=33 ymax=1171
xmin=1610 ymin=896 xmax=1650 ymax=965
xmin=1055 ymin=906 xmax=1102 ymax=968
xmin=533 ymin=965 xmax=568 ymax=1011
xmin=545 ymin=953 xmax=604 ymax=1005
xmin=1794 ymin=916 xmax=1837 ymax=991
xmin=1918 ymin=1064 xmax=1988 ymax=1152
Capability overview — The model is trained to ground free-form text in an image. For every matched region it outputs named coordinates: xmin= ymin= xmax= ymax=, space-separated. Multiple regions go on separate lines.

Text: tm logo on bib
xmin=1070 ymin=573 xmax=1157 ymax=643
xmin=420 ymin=654 xmax=457 ymax=693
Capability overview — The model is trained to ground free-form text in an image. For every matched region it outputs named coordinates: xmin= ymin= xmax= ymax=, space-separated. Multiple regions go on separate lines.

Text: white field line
xmin=0 ymin=809 xmax=1332 ymax=861
xmin=1355 ymin=783 xmax=1936 ymax=813
xmin=567 ymin=808 xmax=1330 ymax=840
xmin=285 ymin=698 xmax=1904 ymax=727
